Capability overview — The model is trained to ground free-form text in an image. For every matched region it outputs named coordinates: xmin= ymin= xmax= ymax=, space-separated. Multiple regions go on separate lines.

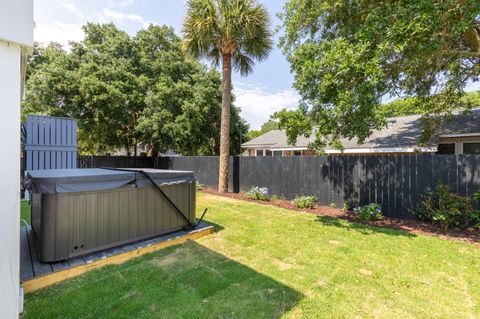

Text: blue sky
xmin=34 ymin=0 xmax=298 ymax=130
xmin=34 ymin=0 xmax=479 ymax=129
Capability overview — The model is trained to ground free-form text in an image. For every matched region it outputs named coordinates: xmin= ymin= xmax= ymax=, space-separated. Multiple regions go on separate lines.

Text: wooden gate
xmin=24 ymin=115 xmax=77 ymax=171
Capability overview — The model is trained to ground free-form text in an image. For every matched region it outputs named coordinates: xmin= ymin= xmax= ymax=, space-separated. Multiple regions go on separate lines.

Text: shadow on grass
xmin=24 ymin=241 xmax=302 ymax=319
xmin=315 ymin=215 xmax=416 ymax=238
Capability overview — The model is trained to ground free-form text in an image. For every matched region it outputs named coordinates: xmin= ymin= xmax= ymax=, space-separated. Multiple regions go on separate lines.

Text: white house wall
xmin=0 ymin=43 xmax=22 ymax=319
xmin=0 ymin=0 xmax=34 ymax=47
xmin=0 ymin=1 xmax=33 ymax=317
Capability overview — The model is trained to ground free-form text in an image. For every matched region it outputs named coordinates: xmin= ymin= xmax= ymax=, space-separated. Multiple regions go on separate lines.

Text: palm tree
xmin=182 ymin=0 xmax=272 ymax=192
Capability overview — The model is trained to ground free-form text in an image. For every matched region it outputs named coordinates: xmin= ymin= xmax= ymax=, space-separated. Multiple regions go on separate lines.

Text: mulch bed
xmin=200 ymin=188 xmax=480 ymax=246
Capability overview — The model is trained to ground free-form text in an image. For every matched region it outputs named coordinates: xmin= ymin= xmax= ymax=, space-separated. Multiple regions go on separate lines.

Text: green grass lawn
xmin=23 ymin=193 xmax=480 ymax=318
xmin=21 ymin=200 xmax=30 ymax=225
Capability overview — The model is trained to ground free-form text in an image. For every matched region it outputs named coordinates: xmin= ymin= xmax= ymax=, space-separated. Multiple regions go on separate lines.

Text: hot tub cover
xmin=24 ymin=168 xmax=195 ymax=194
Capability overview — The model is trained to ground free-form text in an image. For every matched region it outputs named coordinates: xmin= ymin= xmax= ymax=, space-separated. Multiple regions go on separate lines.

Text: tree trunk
xmin=218 ymin=54 xmax=232 ymax=193
xmin=147 ymin=143 xmax=159 ymax=157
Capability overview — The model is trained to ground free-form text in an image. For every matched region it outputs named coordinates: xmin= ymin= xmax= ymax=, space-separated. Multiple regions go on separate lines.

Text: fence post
xmin=232 ymin=156 xmax=240 ymax=193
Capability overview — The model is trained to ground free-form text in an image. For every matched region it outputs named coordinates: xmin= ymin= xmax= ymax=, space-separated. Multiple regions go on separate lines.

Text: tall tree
xmin=277 ymin=0 xmax=480 ymax=149
xmin=25 ymin=24 xmax=142 ymax=154
xmin=24 ymin=23 xmax=248 ymax=156
xmin=182 ymin=0 xmax=272 ymax=192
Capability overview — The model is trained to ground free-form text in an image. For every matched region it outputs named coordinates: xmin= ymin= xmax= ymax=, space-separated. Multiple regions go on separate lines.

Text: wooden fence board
xmin=24 ymin=115 xmax=77 ymax=172
xmin=77 ymin=154 xmax=480 ymax=219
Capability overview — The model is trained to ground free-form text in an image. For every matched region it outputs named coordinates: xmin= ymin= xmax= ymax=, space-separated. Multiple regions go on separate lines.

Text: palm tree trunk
xmin=218 ymin=54 xmax=232 ymax=192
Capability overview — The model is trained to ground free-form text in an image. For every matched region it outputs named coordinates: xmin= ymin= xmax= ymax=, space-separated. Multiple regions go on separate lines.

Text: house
xmin=241 ymin=109 xmax=480 ymax=156
xmin=0 ymin=0 xmax=34 ymax=317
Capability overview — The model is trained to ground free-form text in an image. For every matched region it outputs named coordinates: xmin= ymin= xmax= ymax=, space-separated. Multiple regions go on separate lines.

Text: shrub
xmin=414 ymin=182 xmax=480 ymax=229
xmin=342 ymin=203 xmax=350 ymax=212
xmin=354 ymin=203 xmax=382 ymax=221
xmin=271 ymin=194 xmax=286 ymax=200
xmin=329 ymin=203 xmax=337 ymax=208
xmin=293 ymin=195 xmax=317 ymax=209
xmin=246 ymin=186 xmax=269 ymax=201
xmin=195 ymin=181 xmax=204 ymax=190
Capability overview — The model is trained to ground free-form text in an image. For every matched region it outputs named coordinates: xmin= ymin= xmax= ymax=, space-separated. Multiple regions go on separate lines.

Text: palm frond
xmin=182 ymin=0 xmax=219 ymax=59
xmin=182 ymin=0 xmax=272 ymax=76
xmin=232 ymin=50 xmax=254 ymax=76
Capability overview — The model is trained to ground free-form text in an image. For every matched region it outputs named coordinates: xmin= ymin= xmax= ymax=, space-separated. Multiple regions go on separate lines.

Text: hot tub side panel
xmin=35 ymin=182 xmax=196 ymax=262
xmin=31 ymin=193 xmax=71 ymax=262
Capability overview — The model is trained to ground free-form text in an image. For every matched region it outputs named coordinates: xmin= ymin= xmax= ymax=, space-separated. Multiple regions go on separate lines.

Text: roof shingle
xmin=241 ymin=109 xmax=480 ymax=150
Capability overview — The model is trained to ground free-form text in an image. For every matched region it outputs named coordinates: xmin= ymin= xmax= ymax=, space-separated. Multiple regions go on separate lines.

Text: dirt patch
xmin=315 ymin=277 xmax=328 ymax=287
xmin=328 ymin=240 xmax=343 ymax=246
xmin=200 ymin=189 xmax=480 ymax=247
xmin=151 ymin=254 xmax=179 ymax=268
xmin=271 ymin=258 xmax=303 ymax=271
xmin=150 ymin=246 xmax=193 ymax=268
xmin=358 ymin=268 xmax=373 ymax=276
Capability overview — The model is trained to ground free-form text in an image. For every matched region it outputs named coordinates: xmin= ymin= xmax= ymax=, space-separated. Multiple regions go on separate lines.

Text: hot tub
xmin=24 ymin=168 xmax=196 ymax=262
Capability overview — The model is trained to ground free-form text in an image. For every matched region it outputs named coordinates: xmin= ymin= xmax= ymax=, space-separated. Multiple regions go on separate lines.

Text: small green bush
xmin=354 ymin=203 xmax=382 ymax=221
xmin=414 ymin=182 xmax=480 ymax=229
xmin=293 ymin=195 xmax=317 ymax=209
xmin=329 ymin=203 xmax=337 ymax=208
xmin=195 ymin=181 xmax=204 ymax=190
xmin=246 ymin=186 xmax=269 ymax=201
xmin=271 ymin=194 xmax=286 ymax=200
xmin=342 ymin=203 xmax=350 ymax=212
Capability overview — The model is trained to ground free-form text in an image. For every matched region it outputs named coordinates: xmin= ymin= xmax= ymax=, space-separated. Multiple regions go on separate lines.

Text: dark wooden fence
xmin=157 ymin=154 xmax=480 ymax=219
xmin=156 ymin=156 xmax=240 ymax=192
xmin=78 ymin=156 xmax=155 ymax=169
xmin=77 ymin=154 xmax=480 ymax=219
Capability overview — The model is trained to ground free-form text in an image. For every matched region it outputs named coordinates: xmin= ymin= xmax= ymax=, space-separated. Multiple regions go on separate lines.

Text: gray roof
xmin=242 ymin=109 xmax=480 ymax=150
xmin=440 ymin=110 xmax=480 ymax=135
xmin=242 ymin=129 xmax=315 ymax=149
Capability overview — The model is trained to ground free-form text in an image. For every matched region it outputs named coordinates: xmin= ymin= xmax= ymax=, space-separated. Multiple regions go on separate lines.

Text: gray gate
xmin=24 ymin=115 xmax=77 ymax=171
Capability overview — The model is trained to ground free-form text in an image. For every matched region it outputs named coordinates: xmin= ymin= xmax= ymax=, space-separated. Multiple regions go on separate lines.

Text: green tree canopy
xmin=24 ymin=23 xmax=247 ymax=155
xmin=277 ymin=0 xmax=480 ymax=149
xmin=381 ymin=91 xmax=480 ymax=118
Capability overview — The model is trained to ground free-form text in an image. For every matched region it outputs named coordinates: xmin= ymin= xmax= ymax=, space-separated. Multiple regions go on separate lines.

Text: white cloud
xmin=107 ymin=0 xmax=138 ymax=8
xmin=34 ymin=3 xmax=153 ymax=48
xmin=102 ymin=8 xmax=150 ymax=28
xmin=58 ymin=1 xmax=84 ymax=19
xmin=234 ymin=83 xmax=300 ymax=130
xmin=34 ymin=22 xmax=84 ymax=47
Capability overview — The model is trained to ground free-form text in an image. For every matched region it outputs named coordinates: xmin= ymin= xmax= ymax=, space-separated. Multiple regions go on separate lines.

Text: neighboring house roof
xmin=440 ymin=110 xmax=480 ymax=136
xmin=242 ymin=109 xmax=480 ymax=152
xmin=242 ymin=129 xmax=315 ymax=150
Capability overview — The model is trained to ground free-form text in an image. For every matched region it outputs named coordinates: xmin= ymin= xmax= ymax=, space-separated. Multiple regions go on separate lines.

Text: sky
xmin=34 ymin=0 xmax=299 ymax=130
xmin=33 ymin=0 xmax=479 ymax=130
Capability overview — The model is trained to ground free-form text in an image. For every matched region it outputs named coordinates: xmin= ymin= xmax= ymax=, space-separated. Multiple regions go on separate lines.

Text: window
xmin=265 ymin=150 xmax=272 ymax=156
xmin=463 ymin=143 xmax=480 ymax=155
xmin=256 ymin=149 xmax=264 ymax=156
xmin=437 ymin=143 xmax=455 ymax=155
xmin=273 ymin=151 xmax=282 ymax=156
xmin=293 ymin=150 xmax=302 ymax=156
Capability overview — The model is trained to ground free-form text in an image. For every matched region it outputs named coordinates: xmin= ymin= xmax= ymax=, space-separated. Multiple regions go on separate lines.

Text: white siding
xmin=0 ymin=0 xmax=34 ymax=46
xmin=0 ymin=43 xmax=22 ymax=318
xmin=0 ymin=1 xmax=33 ymax=315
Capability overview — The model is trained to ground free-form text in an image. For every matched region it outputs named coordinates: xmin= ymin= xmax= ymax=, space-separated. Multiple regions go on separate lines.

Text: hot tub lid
xmin=25 ymin=168 xmax=195 ymax=194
